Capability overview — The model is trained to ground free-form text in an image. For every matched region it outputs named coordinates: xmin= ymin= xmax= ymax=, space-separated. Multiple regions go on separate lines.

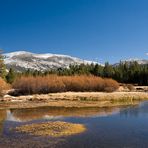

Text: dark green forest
xmin=6 ymin=61 xmax=148 ymax=86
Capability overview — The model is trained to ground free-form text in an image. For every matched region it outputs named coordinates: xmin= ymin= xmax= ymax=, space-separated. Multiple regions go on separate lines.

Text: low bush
xmin=0 ymin=78 xmax=10 ymax=96
xmin=104 ymin=78 xmax=120 ymax=92
xmin=12 ymin=75 xmax=119 ymax=95
xmin=126 ymin=84 xmax=135 ymax=91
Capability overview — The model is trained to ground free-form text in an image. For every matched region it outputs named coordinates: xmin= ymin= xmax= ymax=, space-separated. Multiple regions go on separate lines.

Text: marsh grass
xmin=13 ymin=121 xmax=86 ymax=137
xmin=12 ymin=75 xmax=119 ymax=95
xmin=110 ymin=97 xmax=142 ymax=104
xmin=0 ymin=78 xmax=10 ymax=97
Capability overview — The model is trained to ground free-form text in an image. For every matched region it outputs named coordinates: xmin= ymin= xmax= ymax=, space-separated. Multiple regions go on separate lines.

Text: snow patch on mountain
xmin=4 ymin=51 xmax=99 ymax=72
xmin=113 ymin=58 xmax=148 ymax=66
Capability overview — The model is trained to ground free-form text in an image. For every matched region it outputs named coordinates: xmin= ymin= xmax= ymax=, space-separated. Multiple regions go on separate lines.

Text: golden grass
xmin=0 ymin=78 xmax=10 ymax=96
xmin=14 ymin=121 xmax=86 ymax=137
xmin=0 ymin=110 xmax=6 ymax=121
xmin=12 ymin=75 xmax=119 ymax=95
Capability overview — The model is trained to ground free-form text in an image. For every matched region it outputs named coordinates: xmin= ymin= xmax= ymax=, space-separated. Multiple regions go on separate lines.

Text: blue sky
xmin=0 ymin=0 xmax=148 ymax=63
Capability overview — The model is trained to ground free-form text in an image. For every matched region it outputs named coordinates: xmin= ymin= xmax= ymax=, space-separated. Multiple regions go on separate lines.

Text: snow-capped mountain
xmin=124 ymin=59 xmax=148 ymax=65
xmin=113 ymin=59 xmax=148 ymax=66
xmin=4 ymin=51 xmax=98 ymax=72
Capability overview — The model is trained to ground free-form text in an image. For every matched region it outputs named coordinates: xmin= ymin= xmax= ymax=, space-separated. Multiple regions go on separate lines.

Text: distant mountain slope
xmin=4 ymin=51 xmax=98 ymax=72
xmin=113 ymin=59 xmax=148 ymax=66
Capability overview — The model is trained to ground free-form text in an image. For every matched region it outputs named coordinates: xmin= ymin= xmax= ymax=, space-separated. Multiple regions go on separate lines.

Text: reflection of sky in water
xmin=43 ymin=115 xmax=63 ymax=120
xmin=6 ymin=110 xmax=22 ymax=122
xmin=1 ymin=102 xmax=148 ymax=147
xmin=119 ymin=101 xmax=148 ymax=118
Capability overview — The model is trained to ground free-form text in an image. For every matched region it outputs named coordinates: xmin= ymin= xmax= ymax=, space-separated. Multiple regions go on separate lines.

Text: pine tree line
xmin=7 ymin=61 xmax=147 ymax=85
xmin=0 ymin=50 xmax=6 ymax=79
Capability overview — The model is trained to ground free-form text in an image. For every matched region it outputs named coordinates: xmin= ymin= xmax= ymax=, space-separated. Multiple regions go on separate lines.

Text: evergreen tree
xmin=93 ymin=64 xmax=103 ymax=76
xmin=17 ymin=60 xmax=148 ymax=86
xmin=0 ymin=50 xmax=6 ymax=79
xmin=6 ymin=68 xmax=16 ymax=83
xmin=103 ymin=62 xmax=114 ymax=78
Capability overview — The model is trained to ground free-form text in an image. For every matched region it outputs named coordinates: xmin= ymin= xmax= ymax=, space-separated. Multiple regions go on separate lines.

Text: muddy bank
xmin=0 ymin=92 xmax=147 ymax=109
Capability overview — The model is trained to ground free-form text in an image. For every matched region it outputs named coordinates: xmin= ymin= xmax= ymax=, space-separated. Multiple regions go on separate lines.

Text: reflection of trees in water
xmin=0 ymin=110 xmax=6 ymax=135
xmin=120 ymin=106 xmax=139 ymax=117
xmin=10 ymin=106 xmax=121 ymax=122
xmin=0 ymin=122 xmax=4 ymax=134
xmin=120 ymin=103 xmax=148 ymax=117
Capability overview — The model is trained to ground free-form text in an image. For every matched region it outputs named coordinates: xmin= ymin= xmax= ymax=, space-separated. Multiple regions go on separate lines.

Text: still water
xmin=0 ymin=102 xmax=148 ymax=148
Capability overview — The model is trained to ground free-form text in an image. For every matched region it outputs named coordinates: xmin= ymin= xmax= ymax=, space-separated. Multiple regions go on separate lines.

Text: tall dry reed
xmin=0 ymin=78 xmax=10 ymax=96
xmin=12 ymin=75 xmax=119 ymax=95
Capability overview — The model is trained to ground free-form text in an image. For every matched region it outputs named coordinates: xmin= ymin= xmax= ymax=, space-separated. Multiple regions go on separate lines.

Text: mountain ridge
xmin=113 ymin=59 xmax=148 ymax=66
xmin=3 ymin=51 xmax=148 ymax=72
xmin=4 ymin=51 xmax=99 ymax=72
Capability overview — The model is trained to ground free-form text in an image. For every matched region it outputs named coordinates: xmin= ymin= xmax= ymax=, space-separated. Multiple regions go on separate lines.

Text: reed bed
xmin=12 ymin=75 xmax=119 ymax=95
xmin=0 ymin=78 xmax=10 ymax=96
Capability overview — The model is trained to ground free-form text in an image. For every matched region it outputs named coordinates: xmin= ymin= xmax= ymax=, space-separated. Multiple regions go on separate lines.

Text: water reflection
xmin=1 ymin=102 xmax=148 ymax=148
xmin=120 ymin=102 xmax=148 ymax=117
xmin=0 ymin=106 xmax=123 ymax=123
xmin=0 ymin=110 xmax=6 ymax=135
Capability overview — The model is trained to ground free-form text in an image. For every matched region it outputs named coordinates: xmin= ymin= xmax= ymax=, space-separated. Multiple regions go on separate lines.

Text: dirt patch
xmin=13 ymin=121 xmax=86 ymax=137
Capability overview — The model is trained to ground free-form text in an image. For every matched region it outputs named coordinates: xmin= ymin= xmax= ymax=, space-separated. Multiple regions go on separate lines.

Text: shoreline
xmin=0 ymin=91 xmax=147 ymax=109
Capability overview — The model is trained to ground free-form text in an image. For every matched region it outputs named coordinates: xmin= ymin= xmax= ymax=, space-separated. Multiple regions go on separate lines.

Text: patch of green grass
xmin=110 ymin=97 xmax=141 ymax=104
xmin=79 ymin=97 xmax=98 ymax=101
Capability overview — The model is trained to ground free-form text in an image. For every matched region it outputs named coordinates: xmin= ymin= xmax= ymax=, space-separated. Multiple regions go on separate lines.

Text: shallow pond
xmin=0 ymin=102 xmax=148 ymax=148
